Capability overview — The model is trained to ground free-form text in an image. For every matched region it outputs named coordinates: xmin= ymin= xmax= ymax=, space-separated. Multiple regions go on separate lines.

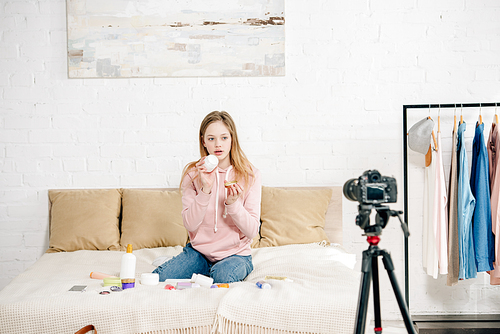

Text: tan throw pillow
xmin=259 ymin=187 xmax=332 ymax=247
xmin=47 ymin=189 xmax=122 ymax=253
xmin=120 ymin=189 xmax=188 ymax=250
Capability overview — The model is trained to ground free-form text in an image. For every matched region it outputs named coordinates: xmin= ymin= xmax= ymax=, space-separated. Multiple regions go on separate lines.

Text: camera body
xmin=343 ymin=170 xmax=397 ymax=205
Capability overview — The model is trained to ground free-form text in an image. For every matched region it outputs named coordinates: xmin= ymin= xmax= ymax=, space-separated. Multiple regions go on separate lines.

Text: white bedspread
xmin=0 ymin=244 xmax=359 ymax=334
xmin=213 ymin=243 xmax=359 ymax=334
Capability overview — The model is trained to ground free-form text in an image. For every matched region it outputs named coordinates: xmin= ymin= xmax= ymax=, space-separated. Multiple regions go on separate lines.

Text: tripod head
xmin=356 ymin=203 xmax=410 ymax=238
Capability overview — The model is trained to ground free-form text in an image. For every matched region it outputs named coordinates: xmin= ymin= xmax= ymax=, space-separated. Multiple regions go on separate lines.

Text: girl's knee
xmin=210 ymin=257 xmax=253 ymax=283
xmin=153 ymin=245 xmax=210 ymax=281
xmin=211 ymin=269 xmax=243 ymax=284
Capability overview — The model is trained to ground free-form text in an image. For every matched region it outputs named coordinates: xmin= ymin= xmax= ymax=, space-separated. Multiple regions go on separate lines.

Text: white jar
xmin=203 ymin=155 xmax=218 ymax=172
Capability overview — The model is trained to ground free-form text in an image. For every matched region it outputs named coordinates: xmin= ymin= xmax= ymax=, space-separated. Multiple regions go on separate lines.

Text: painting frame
xmin=66 ymin=0 xmax=285 ymax=78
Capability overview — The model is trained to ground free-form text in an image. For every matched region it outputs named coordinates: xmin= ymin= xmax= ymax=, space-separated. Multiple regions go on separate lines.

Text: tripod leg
xmin=371 ymin=256 xmax=383 ymax=334
xmin=381 ymin=251 xmax=417 ymax=334
xmin=354 ymin=249 xmax=373 ymax=334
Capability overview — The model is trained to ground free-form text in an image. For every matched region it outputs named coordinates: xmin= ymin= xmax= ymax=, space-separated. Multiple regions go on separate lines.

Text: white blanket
xmin=213 ymin=243 xmax=359 ymax=334
xmin=0 ymin=244 xmax=359 ymax=334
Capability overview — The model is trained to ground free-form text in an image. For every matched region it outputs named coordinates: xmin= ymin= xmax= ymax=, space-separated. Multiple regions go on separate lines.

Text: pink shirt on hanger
xmin=488 ymin=123 xmax=500 ymax=284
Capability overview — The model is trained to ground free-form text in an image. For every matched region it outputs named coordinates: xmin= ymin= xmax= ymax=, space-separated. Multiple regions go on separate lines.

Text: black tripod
xmin=353 ymin=206 xmax=417 ymax=334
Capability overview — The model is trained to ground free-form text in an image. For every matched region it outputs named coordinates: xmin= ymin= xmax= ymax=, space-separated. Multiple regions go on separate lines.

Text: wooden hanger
xmin=428 ymin=116 xmax=438 ymax=151
xmin=425 ymin=145 xmax=432 ymax=167
xmin=495 ymin=104 xmax=499 ymax=125
xmin=460 ymin=105 xmax=463 ymax=124
xmin=453 ymin=107 xmax=457 ymax=133
xmin=478 ymin=105 xmax=483 ymax=126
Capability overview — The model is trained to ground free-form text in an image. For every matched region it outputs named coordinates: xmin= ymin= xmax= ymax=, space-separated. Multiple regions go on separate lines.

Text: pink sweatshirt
xmin=180 ymin=165 xmax=261 ymax=262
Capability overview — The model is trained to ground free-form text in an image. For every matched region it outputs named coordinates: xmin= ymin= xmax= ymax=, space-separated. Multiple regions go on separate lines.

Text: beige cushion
xmin=258 ymin=187 xmax=332 ymax=247
xmin=324 ymin=187 xmax=343 ymax=245
xmin=250 ymin=231 xmax=261 ymax=248
xmin=47 ymin=189 xmax=122 ymax=253
xmin=120 ymin=189 xmax=188 ymax=250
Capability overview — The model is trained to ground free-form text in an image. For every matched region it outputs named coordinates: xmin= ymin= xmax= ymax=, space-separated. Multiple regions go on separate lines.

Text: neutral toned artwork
xmin=67 ymin=0 xmax=285 ymax=78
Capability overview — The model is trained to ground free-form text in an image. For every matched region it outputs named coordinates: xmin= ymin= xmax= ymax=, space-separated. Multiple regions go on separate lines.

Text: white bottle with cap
xmin=120 ymin=244 xmax=136 ymax=279
xmin=256 ymin=280 xmax=271 ymax=289
xmin=191 ymin=273 xmax=214 ymax=287
xmin=203 ymin=155 xmax=218 ymax=172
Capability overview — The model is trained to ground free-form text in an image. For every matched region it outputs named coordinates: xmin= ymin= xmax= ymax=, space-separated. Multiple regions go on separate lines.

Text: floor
xmin=365 ymin=320 xmax=410 ymax=334
xmin=366 ymin=316 xmax=500 ymax=333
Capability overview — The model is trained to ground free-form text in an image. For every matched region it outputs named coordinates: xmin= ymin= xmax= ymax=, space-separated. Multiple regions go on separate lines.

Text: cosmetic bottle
xmin=120 ymin=244 xmax=136 ymax=288
xmin=191 ymin=273 xmax=214 ymax=287
xmin=256 ymin=281 xmax=271 ymax=289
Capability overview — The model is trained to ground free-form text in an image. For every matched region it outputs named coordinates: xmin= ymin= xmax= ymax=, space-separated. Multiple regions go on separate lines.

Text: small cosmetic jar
xmin=203 ymin=155 xmax=218 ymax=172
xmin=103 ymin=277 xmax=122 ymax=287
xmin=141 ymin=273 xmax=159 ymax=286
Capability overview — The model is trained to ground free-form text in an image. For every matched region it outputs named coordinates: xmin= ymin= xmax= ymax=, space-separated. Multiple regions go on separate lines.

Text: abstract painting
xmin=66 ymin=0 xmax=285 ymax=78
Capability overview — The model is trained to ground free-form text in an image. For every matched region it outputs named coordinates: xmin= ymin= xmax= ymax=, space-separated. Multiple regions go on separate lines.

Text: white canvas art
xmin=67 ymin=0 xmax=285 ymax=78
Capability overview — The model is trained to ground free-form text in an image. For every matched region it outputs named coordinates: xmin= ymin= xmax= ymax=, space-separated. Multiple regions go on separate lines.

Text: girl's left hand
xmin=225 ymin=182 xmax=243 ymax=205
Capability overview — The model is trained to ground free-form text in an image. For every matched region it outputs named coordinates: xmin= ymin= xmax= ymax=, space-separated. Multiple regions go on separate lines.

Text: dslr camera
xmin=343 ymin=170 xmax=397 ymax=205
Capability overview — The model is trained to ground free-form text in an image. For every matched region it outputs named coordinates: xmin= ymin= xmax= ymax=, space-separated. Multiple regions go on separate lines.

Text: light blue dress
xmin=470 ymin=122 xmax=495 ymax=272
xmin=457 ymin=122 xmax=477 ymax=279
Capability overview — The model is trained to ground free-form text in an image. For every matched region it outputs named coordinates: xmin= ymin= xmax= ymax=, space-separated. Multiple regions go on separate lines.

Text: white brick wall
xmin=1 ymin=0 xmax=500 ymax=320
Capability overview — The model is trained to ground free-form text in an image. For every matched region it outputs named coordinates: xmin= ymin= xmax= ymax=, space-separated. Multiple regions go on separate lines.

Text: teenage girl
xmin=153 ymin=111 xmax=262 ymax=283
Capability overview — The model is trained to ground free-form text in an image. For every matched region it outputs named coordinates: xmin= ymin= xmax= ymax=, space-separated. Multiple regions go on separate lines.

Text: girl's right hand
xmin=196 ymin=157 xmax=216 ymax=194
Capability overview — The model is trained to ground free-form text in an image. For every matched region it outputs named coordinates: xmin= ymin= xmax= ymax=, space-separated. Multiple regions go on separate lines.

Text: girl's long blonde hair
xmin=181 ymin=111 xmax=254 ymax=189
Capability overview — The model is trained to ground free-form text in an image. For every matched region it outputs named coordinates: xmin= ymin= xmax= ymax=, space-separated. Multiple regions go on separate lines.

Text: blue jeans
xmin=152 ymin=243 xmax=253 ymax=283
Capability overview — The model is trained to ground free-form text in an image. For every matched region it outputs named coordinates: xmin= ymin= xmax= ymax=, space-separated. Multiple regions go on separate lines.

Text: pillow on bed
xmin=250 ymin=225 xmax=262 ymax=248
xmin=258 ymin=187 xmax=332 ymax=247
xmin=120 ymin=189 xmax=188 ymax=250
xmin=47 ymin=189 xmax=122 ymax=253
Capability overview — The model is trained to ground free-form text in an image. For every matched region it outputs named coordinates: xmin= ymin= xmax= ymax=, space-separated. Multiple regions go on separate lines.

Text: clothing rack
xmin=402 ymin=102 xmax=500 ymax=308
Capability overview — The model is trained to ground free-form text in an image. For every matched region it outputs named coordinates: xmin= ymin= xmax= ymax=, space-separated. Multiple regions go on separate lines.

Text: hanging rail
xmin=402 ymin=102 xmax=500 ymax=309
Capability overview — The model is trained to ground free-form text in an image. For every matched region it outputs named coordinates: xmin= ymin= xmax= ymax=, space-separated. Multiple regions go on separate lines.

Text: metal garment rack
xmin=402 ymin=102 xmax=500 ymax=308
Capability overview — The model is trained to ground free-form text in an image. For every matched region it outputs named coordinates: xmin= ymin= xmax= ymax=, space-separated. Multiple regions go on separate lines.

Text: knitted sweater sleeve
xmin=225 ymin=168 xmax=262 ymax=239
xmin=180 ymin=172 xmax=212 ymax=232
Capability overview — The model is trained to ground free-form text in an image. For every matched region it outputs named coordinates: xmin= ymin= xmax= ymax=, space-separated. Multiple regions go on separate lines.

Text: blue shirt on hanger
xmin=457 ymin=121 xmax=477 ymax=280
xmin=470 ymin=122 xmax=495 ymax=272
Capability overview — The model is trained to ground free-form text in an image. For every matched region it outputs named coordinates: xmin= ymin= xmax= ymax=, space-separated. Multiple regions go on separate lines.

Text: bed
xmin=0 ymin=186 xmax=360 ymax=334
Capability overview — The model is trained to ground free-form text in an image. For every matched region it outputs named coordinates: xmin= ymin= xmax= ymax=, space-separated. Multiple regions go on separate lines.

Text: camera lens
xmin=343 ymin=178 xmax=359 ymax=202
